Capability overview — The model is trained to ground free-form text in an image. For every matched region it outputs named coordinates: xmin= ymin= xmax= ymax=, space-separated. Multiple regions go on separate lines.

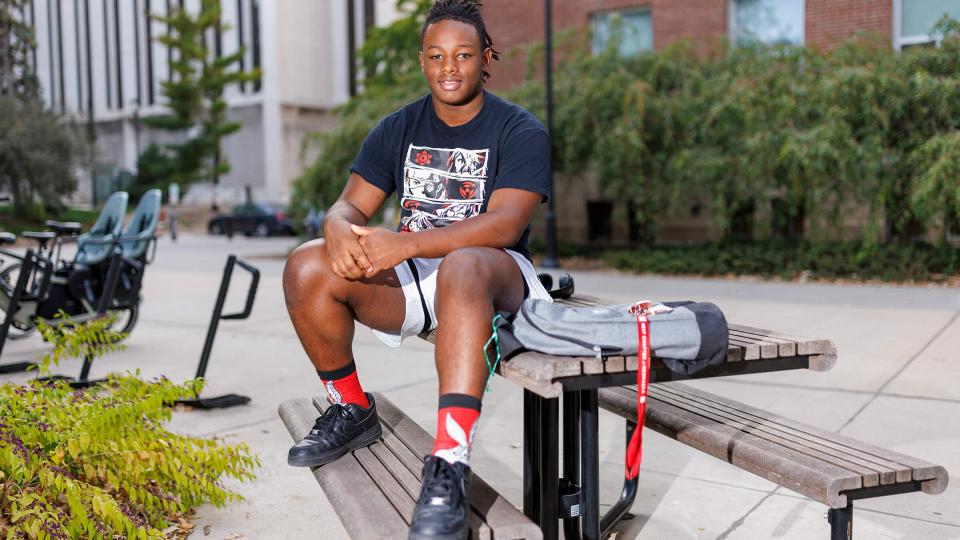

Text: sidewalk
xmin=1 ymin=234 xmax=957 ymax=539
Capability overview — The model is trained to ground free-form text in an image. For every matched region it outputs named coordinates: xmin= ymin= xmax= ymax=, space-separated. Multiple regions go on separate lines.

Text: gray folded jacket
xmin=498 ymin=299 xmax=729 ymax=375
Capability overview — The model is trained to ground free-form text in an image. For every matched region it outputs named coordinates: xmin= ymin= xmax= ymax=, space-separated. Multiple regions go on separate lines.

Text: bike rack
xmin=38 ymin=250 xmax=126 ymax=388
xmin=0 ymin=249 xmax=42 ymax=370
xmin=175 ymin=254 xmax=259 ymax=409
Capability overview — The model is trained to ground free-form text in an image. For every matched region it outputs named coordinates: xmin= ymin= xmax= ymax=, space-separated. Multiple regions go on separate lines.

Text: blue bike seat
xmin=119 ymin=189 xmax=162 ymax=261
xmin=75 ymin=191 xmax=128 ymax=266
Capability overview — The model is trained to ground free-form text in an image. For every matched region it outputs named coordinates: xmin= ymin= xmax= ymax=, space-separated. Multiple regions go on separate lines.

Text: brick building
xmin=479 ymin=0 xmax=959 ymax=244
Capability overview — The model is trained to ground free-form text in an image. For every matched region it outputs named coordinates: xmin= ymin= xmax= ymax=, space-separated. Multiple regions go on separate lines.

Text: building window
xmin=896 ymin=0 xmax=960 ymax=49
xmin=591 ymin=8 xmax=653 ymax=57
xmin=730 ymin=0 xmax=804 ymax=47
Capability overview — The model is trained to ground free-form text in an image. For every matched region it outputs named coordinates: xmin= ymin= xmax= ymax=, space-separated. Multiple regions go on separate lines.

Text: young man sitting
xmin=283 ymin=1 xmax=551 ymax=538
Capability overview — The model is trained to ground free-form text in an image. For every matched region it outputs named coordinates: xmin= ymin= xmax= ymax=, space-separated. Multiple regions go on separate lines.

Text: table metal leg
xmin=563 ymin=390 xmax=582 ymax=540
xmin=580 ymin=389 xmax=601 ymax=540
xmin=523 ymin=389 xmax=541 ymax=524
xmin=601 ymin=420 xmax=639 ymax=536
xmin=523 ymin=390 xmax=560 ymax=540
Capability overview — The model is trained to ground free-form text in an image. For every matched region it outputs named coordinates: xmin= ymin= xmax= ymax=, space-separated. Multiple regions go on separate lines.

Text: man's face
xmin=419 ymin=19 xmax=491 ymax=107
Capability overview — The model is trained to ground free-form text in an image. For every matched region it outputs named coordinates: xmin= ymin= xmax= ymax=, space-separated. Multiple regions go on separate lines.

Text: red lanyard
xmin=625 ymin=303 xmax=652 ymax=480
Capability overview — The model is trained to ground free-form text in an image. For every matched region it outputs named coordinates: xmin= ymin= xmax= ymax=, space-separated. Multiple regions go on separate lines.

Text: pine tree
xmin=143 ymin=0 xmax=259 ymax=207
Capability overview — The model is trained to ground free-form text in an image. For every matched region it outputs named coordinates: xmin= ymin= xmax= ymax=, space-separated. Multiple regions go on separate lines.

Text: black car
xmin=208 ymin=203 xmax=295 ymax=237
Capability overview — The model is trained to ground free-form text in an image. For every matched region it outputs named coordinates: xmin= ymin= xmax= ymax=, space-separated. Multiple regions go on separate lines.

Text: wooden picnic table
xmin=427 ymin=294 xmax=837 ymax=540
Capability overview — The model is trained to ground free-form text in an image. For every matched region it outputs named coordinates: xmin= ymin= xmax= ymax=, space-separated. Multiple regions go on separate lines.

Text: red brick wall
xmin=480 ymin=0 xmax=728 ymax=91
xmin=805 ymin=0 xmax=892 ymax=50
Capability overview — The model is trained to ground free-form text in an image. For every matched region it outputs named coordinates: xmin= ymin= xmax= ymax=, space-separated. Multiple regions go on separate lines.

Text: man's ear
xmin=483 ymin=47 xmax=492 ymax=67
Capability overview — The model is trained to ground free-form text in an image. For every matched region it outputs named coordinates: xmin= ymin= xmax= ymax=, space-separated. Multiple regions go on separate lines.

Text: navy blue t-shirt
xmin=350 ymin=91 xmax=550 ymax=260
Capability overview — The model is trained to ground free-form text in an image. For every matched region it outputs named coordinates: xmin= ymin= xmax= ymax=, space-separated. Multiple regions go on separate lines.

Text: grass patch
xmin=0 ymin=205 xmax=100 ymax=235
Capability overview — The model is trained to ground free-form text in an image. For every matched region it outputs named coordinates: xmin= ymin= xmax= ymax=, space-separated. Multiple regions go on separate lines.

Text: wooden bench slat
xmin=278 ymin=398 xmax=410 ymax=539
xmin=604 ymin=355 xmax=625 ymax=373
xmin=650 ymin=385 xmax=899 ymax=486
xmin=354 ymin=446 xmax=416 ymax=523
xmin=600 ymin=386 xmax=864 ymax=507
xmin=369 ymin=437 xmax=422 ymax=499
xmin=652 ymin=384 xmax=944 ymax=487
xmin=282 ymin=395 xmax=542 ymax=540
xmin=728 ymin=330 xmax=795 ymax=357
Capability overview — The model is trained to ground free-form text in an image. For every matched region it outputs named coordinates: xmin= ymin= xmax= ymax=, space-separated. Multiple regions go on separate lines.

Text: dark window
xmin=236 ymin=0 xmax=246 ymax=92
xmin=899 ymin=0 xmax=960 ymax=49
xmin=46 ymin=0 xmax=55 ymax=108
xmin=102 ymin=0 xmax=112 ymax=109
xmin=55 ymin=0 xmax=64 ymax=112
xmin=731 ymin=0 xmax=804 ymax=47
xmin=133 ymin=0 xmax=142 ymax=105
xmin=591 ymin=8 xmax=653 ymax=57
xmin=74 ymin=0 xmax=83 ymax=111
xmin=29 ymin=1 xmax=37 ymax=73
xmin=145 ymin=0 xmax=154 ymax=104
xmin=113 ymin=0 xmax=123 ymax=107
xmin=251 ymin=0 xmax=260 ymax=92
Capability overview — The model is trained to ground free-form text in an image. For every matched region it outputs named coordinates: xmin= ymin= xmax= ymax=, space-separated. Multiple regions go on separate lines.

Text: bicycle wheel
xmin=0 ymin=262 xmax=39 ymax=340
xmin=107 ymin=303 xmax=139 ymax=340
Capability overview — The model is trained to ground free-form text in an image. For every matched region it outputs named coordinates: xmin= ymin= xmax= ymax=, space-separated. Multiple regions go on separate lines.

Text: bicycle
xmin=0 ymin=190 xmax=161 ymax=345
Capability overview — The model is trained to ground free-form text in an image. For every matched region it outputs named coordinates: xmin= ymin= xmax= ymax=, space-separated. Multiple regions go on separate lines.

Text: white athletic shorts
xmin=371 ymin=249 xmax=553 ymax=347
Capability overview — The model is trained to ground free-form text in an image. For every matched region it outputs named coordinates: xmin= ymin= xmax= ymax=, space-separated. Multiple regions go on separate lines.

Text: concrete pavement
xmin=1 ymin=234 xmax=957 ymax=539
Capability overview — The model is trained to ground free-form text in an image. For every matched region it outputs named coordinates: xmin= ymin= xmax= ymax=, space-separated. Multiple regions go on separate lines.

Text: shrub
xmin=0 ymin=315 xmax=259 ymax=538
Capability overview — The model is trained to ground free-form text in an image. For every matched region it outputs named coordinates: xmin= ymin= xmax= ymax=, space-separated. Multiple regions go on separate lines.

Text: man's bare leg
xmin=282 ymin=239 xmax=407 ymax=467
xmin=433 ymin=247 xmax=527 ymax=398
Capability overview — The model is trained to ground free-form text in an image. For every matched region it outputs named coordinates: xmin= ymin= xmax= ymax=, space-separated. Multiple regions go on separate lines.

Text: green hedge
xmin=593 ymin=241 xmax=959 ymax=282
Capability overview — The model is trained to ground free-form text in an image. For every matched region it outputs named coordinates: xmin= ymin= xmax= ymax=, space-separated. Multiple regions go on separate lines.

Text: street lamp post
xmin=542 ymin=0 xmax=560 ymax=268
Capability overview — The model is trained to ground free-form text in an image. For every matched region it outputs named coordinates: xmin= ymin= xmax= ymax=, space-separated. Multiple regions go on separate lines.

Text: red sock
xmin=432 ymin=394 xmax=482 ymax=465
xmin=317 ymin=361 xmax=369 ymax=409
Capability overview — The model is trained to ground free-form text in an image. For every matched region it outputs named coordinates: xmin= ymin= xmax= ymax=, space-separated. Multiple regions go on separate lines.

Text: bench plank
xmin=281 ymin=395 xmax=542 ymax=540
xmin=278 ymin=398 xmax=410 ymax=539
xmin=650 ymin=386 xmax=895 ymax=486
xmin=599 ymin=384 xmax=948 ymax=507
xmin=599 ymin=385 xmax=863 ymax=507
xmin=653 ymin=384 xmax=928 ymax=485
xmin=369 ymin=393 xmax=542 ymax=540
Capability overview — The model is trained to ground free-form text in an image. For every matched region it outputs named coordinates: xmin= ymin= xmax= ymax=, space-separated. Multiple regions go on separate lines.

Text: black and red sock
xmin=432 ymin=393 xmax=481 ymax=466
xmin=317 ymin=361 xmax=369 ymax=409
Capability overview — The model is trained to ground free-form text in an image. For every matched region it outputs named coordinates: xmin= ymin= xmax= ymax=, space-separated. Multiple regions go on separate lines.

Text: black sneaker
xmin=287 ymin=392 xmax=382 ymax=467
xmin=409 ymin=455 xmax=471 ymax=540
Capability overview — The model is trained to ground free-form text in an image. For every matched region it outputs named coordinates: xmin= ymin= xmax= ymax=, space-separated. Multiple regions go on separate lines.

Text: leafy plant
xmin=0 ymin=314 xmax=259 ymax=538
xmin=141 ymin=0 xmax=260 ymax=206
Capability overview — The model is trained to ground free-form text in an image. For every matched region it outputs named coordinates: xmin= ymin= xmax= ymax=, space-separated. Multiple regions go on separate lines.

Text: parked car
xmin=207 ymin=203 xmax=295 ymax=237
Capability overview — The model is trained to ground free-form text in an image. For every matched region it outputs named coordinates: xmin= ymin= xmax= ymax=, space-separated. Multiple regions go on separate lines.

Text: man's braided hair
xmin=421 ymin=0 xmax=501 ymax=81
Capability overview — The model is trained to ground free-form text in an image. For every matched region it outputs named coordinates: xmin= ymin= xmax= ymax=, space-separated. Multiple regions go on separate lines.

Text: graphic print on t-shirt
xmin=400 ymin=144 xmax=489 ymax=232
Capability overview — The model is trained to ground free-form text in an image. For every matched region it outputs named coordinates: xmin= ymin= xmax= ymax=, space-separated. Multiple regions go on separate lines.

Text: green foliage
xmin=1 ymin=1 xmax=86 ymax=219
xmin=0 ymin=97 xmax=86 ymax=219
xmin=293 ymin=0 xmax=430 ymax=210
xmin=504 ymin=18 xmax=960 ymax=244
xmin=0 ymin=205 xmax=98 ymax=236
xmin=0 ymin=312 xmax=258 ymax=538
xmin=597 ymin=240 xmax=960 ymax=282
xmin=35 ymin=312 xmax=127 ymax=375
xmin=140 ymin=0 xmax=260 ymax=191
xmin=0 ymin=0 xmax=39 ymax=100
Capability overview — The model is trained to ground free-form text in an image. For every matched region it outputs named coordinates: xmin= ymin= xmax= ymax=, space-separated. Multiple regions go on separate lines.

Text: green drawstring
xmin=482 ymin=314 xmax=504 ymax=393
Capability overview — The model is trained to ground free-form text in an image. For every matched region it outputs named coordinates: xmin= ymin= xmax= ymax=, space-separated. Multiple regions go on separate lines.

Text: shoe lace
xmin=309 ymin=403 xmax=349 ymax=436
xmin=421 ymin=459 xmax=458 ymax=504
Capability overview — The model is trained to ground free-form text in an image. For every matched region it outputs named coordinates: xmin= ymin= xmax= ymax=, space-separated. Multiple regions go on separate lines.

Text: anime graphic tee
xmin=350 ymin=91 xmax=550 ymax=259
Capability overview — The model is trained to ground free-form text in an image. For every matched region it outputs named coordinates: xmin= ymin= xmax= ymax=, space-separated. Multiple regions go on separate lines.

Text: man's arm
xmin=351 ymin=188 xmax=541 ymax=276
xmin=324 ymin=173 xmax=389 ymax=280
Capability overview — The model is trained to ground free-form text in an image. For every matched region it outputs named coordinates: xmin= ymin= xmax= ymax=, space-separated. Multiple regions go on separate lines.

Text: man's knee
xmin=436 ymin=248 xmax=497 ymax=298
xmin=283 ymin=239 xmax=334 ymax=306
